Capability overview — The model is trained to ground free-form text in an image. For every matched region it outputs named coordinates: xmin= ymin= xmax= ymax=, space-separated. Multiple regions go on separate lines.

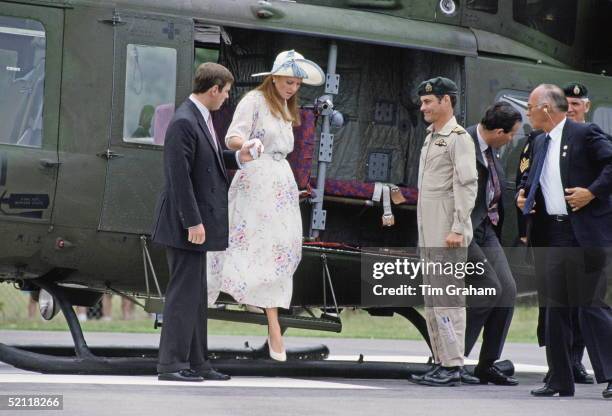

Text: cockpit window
xmin=466 ymin=0 xmax=498 ymax=14
xmin=0 ymin=16 xmax=45 ymax=148
xmin=123 ymin=44 xmax=177 ymax=146
xmin=513 ymin=0 xmax=577 ymax=45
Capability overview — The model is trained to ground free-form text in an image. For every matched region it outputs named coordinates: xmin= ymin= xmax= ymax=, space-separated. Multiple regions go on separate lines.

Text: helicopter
xmin=0 ymin=0 xmax=611 ymax=376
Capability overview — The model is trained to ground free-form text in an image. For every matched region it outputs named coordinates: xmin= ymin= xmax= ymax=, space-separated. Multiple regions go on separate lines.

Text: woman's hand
xmin=238 ymin=139 xmax=264 ymax=163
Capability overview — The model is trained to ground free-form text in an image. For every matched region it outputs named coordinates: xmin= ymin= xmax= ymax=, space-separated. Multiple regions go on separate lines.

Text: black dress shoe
xmin=416 ymin=366 xmax=461 ymax=387
xmin=530 ymin=384 xmax=573 ymax=397
xmin=459 ymin=367 xmax=480 ymax=385
xmin=408 ymin=364 xmax=440 ymax=383
xmin=573 ymin=362 xmax=594 ymax=384
xmin=603 ymin=382 xmax=612 ymax=399
xmin=158 ymin=369 xmax=204 ymax=382
xmin=475 ymin=365 xmax=519 ymax=386
xmin=195 ymin=368 xmax=231 ymax=381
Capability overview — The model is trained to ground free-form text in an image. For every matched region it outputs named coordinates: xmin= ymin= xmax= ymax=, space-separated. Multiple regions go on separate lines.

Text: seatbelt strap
xmin=372 ymin=182 xmax=395 ymax=227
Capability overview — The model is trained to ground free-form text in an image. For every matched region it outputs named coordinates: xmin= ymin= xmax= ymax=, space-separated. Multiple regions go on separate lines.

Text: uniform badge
xmin=434 ymin=138 xmax=447 ymax=147
xmin=425 ymin=83 xmax=433 ymax=93
xmin=573 ymin=85 xmax=581 ymax=96
xmin=519 ymin=157 xmax=529 ymax=173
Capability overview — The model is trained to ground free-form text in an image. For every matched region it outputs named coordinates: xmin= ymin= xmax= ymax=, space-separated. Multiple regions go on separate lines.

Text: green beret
xmin=563 ymin=82 xmax=588 ymax=99
xmin=417 ymin=77 xmax=458 ymax=96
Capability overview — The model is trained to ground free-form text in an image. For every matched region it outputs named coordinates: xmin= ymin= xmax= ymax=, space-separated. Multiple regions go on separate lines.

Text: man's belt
xmin=547 ymin=214 xmax=569 ymax=222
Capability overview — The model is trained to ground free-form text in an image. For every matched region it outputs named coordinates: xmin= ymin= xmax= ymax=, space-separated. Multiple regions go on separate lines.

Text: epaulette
xmin=451 ymin=126 xmax=467 ymax=134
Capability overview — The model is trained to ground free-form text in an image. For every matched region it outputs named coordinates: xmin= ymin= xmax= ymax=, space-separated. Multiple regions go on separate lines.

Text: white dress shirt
xmin=476 ymin=124 xmax=489 ymax=167
xmin=540 ymin=117 xmax=568 ymax=215
xmin=189 ymin=94 xmax=243 ymax=169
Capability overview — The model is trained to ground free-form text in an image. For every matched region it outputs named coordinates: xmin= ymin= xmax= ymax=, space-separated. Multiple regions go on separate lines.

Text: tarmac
xmin=0 ymin=330 xmax=609 ymax=416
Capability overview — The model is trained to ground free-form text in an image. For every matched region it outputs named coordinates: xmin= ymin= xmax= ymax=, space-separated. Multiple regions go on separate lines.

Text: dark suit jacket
xmin=151 ymin=99 xmax=239 ymax=252
xmin=519 ymin=119 xmax=612 ymax=247
xmin=467 ymin=125 xmax=505 ymax=236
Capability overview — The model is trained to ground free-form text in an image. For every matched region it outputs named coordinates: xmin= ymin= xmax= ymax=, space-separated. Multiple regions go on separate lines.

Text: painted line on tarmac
xmin=0 ymin=374 xmax=382 ymax=389
xmin=328 ymin=355 xmax=555 ymax=374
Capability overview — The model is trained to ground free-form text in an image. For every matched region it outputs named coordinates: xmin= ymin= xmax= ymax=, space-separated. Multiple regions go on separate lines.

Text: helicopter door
xmin=98 ymin=13 xmax=193 ymax=233
xmin=0 ymin=4 xmax=62 ymax=223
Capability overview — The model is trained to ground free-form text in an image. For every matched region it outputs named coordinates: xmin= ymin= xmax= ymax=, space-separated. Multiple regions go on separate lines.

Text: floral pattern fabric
xmin=207 ymin=91 xmax=302 ymax=308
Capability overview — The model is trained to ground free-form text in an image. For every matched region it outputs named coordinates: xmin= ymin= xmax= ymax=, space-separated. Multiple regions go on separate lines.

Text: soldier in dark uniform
xmin=564 ymin=82 xmax=591 ymax=124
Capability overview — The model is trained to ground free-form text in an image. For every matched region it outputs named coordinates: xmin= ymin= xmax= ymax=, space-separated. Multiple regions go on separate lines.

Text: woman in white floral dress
xmin=208 ymin=51 xmax=324 ymax=361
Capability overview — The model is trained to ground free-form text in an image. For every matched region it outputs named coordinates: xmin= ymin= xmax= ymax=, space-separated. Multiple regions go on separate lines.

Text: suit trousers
xmin=543 ymin=218 xmax=612 ymax=392
xmin=157 ymin=246 xmax=209 ymax=374
xmin=465 ymin=219 xmax=516 ymax=363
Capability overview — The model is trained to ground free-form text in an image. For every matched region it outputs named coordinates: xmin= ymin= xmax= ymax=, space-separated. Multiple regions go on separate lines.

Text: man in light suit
xmin=151 ymin=63 xmax=259 ymax=382
xmin=517 ymin=84 xmax=612 ymax=398
xmin=464 ymin=102 xmax=522 ymax=386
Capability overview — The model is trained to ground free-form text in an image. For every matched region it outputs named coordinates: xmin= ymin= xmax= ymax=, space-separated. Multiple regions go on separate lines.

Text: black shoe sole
xmin=575 ymin=379 xmax=595 ymax=385
xmin=417 ymin=380 xmax=461 ymax=387
xmin=202 ymin=376 xmax=231 ymax=381
xmin=479 ymin=379 xmax=519 ymax=386
xmin=530 ymin=391 xmax=574 ymax=397
xmin=461 ymin=379 xmax=481 ymax=385
xmin=158 ymin=375 xmax=204 ymax=382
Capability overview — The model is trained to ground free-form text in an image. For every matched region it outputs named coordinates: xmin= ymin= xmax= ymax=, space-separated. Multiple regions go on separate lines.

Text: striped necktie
xmin=484 ymin=147 xmax=501 ymax=225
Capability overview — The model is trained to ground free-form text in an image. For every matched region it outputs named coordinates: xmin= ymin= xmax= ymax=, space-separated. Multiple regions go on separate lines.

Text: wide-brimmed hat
xmin=251 ymin=50 xmax=325 ymax=86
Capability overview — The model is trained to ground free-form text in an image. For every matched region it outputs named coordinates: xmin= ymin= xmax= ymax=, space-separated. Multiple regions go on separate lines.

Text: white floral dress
xmin=207 ymin=90 xmax=302 ymax=308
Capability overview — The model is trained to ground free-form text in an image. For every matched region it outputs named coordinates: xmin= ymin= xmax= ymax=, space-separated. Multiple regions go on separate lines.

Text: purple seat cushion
xmin=309 ymin=177 xmax=418 ymax=205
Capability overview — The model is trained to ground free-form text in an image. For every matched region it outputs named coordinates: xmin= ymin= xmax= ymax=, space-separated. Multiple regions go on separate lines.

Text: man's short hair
xmin=435 ymin=94 xmax=457 ymax=109
xmin=537 ymin=84 xmax=569 ymax=112
xmin=193 ymin=62 xmax=234 ymax=94
xmin=481 ymin=102 xmax=522 ymax=133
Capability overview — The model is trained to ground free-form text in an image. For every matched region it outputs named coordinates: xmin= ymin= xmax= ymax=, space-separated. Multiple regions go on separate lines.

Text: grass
xmin=0 ymin=282 xmax=540 ymax=342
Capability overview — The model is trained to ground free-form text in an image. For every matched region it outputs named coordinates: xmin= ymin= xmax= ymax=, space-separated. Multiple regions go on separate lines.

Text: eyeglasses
xmin=526 ymin=103 xmax=547 ymax=112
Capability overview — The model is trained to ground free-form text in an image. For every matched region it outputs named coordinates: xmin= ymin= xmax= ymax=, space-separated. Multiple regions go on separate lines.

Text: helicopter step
xmin=207 ymin=309 xmax=342 ymax=333
xmin=144 ymin=296 xmax=342 ymax=333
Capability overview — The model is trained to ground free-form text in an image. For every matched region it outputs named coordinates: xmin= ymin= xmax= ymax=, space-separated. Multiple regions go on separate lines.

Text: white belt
xmin=259 ymin=152 xmax=287 ymax=161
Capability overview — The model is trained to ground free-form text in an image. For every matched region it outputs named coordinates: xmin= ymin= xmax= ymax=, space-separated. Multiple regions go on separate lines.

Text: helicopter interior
xmin=200 ymin=26 xmax=463 ymax=248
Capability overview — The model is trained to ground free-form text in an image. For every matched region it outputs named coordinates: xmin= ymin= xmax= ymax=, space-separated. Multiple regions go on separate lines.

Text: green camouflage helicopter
xmin=0 ymin=0 xmax=611 ymax=376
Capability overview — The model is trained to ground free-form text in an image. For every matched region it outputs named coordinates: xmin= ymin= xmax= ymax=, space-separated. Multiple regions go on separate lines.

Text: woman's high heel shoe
xmin=267 ymin=337 xmax=286 ymax=362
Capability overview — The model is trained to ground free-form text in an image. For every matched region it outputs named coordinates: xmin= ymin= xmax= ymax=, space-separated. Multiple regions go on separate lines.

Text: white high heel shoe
xmin=268 ymin=337 xmax=287 ymax=362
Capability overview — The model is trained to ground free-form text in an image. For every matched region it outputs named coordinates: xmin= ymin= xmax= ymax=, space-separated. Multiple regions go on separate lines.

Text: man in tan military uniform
xmin=411 ymin=77 xmax=478 ymax=387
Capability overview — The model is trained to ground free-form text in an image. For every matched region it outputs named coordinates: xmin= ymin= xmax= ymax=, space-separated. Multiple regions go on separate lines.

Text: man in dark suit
xmin=517 ymin=84 xmax=612 ymax=398
xmin=529 ymin=83 xmax=599 ymax=385
xmin=464 ymin=102 xmax=522 ymax=386
xmin=151 ymin=63 xmax=259 ymax=382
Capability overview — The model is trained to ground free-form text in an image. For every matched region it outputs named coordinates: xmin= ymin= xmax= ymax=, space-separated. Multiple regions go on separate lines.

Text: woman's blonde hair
xmin=256 ymin=76 xmax=301 ymax=127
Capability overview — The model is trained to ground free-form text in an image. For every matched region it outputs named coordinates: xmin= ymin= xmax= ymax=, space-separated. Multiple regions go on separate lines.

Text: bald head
xmin=527 ymin=84 xmax=568 ymax=131
xmin=532 ymin=84 xmax=568 ymax=113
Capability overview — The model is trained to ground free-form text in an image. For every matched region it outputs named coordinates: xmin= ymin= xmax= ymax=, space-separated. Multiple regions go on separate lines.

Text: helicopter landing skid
xmin=0 ymin=278 xmax=515 ymax=378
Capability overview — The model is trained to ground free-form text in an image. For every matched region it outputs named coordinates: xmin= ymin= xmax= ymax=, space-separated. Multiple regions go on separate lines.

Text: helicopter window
xmin=592 ymin=106 xmax=612 ymax=136
xmin=466 ymin=0 xmax=498 ymax=14
xmin=0 ymin=16 xmax=45 ymax=148
xmin=123 ymin=44 xmax=177 ymax=146
xmin=512 ymin=0 xmax=577 ymax=45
